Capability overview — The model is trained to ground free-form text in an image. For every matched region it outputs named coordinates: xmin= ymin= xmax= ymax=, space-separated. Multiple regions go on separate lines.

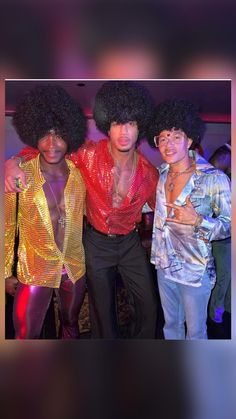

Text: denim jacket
xmin=151 ymin=151 xmax=231 ymax=287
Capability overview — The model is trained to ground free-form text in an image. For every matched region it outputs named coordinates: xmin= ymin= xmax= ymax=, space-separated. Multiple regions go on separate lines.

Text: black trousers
xmin=83 ymin=227 xmax=157 ymax=339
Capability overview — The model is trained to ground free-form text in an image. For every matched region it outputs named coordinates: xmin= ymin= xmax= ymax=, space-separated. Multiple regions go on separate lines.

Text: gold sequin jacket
xmin=5 ymin=155 xmax=86 ymax=288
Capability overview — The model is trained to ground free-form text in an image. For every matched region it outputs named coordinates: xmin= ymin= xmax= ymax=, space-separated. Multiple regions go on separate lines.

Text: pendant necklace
xmin=46 ymin=181 xmax=66 ymax=228
xmin=167 ymin=162 xmax=194 ymax=192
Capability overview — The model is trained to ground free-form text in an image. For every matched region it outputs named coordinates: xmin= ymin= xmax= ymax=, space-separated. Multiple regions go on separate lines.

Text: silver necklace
xmin=167 ymin=162 xmax=194 ymax=192
xmin=46 ymin=181 xmax=66 ymax=228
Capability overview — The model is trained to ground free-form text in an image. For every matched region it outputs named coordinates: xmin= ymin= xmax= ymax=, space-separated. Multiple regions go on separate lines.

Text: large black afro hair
xmin=147 ymin=98 xmax=205 ymax=147
xmin=13 ymin=84 xmax=87 ymax=152
xmin=93 ymin=81 xmax=155 ymax=140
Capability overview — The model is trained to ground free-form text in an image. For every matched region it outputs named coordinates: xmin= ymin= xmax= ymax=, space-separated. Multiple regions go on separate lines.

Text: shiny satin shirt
xmin=151 ymin=151 xmax=231 ymax=287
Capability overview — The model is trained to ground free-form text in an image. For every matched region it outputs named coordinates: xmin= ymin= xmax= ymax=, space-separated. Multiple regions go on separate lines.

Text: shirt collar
xmin=28 ymin=154 xmax=75 ymax=186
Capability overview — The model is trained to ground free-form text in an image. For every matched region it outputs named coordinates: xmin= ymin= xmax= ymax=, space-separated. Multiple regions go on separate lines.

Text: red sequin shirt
xmin=18 ymin=139 xmax=158 ymax=235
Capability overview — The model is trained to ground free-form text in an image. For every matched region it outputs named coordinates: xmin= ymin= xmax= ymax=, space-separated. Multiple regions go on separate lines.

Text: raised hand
xmin=5 ymin=157 xmax=27 ymax=192
xmin=165 ymin=195 xmax=199 ymax=225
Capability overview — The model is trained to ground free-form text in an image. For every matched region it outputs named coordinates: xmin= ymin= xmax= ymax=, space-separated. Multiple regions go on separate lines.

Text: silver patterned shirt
xmin=151 ymin=151 xmax=231 ymax=287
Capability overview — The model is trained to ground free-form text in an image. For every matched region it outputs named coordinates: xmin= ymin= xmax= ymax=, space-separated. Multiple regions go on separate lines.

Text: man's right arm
xmin=5 ymin=146 xmax=38 ymax=192
xmin=5 ymin=192 xmax=19 ymax=296
xmin=5 ymin=141 xmax=89 ymax=193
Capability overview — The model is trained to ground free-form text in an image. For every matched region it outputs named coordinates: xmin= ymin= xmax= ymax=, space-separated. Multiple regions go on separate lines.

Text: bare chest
xmin=43 ymin=179 xmax=68 ymax=249
xmin=112 ymin=163 xmax=136 ymax=208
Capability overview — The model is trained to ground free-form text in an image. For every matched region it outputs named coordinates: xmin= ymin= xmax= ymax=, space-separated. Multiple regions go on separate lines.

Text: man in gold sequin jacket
xmin=5 ymin=85 xmax=87 ymax=339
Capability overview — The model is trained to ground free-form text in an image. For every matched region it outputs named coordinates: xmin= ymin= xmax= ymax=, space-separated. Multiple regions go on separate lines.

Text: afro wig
xmin=147 ymin=98 xmax=205 ymax=147
xmin=93 ymin=81 xmax=155 ymax=140
xmin=13 ymin=84 xmax=87 ymax=153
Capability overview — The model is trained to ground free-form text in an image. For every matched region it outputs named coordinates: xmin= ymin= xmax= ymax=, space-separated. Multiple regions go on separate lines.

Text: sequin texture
xmin=19 ymin=140 xmax=158 ymax=235
xmin=5 ymin=155 xmax=86 ymax=287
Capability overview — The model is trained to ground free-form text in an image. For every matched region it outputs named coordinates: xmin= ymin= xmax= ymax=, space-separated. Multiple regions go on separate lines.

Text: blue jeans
xmin=157 ymin=269 xmax=212 ymax=340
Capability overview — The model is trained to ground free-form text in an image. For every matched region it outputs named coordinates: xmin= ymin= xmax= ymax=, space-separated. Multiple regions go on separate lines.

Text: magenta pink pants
xmin=13 ymin=275 xmax=86 ymax=339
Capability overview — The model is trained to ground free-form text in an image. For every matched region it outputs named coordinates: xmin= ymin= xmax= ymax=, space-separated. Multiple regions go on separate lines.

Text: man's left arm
xmin=195 ymin=172 xmax=231 ymax=241
xmin=146 ymin=167 xmax=159 ymax=211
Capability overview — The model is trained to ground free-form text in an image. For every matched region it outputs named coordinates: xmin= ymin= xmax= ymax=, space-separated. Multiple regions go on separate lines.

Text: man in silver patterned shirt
xmin=147 ymin=99 xmax=231 ymax=340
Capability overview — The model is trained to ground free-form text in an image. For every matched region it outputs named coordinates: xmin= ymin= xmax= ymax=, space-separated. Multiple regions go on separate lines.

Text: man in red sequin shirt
xmin=5 ymin=81 xmax=159 ymax=339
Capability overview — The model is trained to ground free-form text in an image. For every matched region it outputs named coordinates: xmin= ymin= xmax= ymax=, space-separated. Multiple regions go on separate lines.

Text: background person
xmin=208 ymin=141 xmax=231 ymax=326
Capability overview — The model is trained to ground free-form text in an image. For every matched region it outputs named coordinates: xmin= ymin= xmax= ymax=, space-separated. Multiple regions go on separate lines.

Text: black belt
xmin=87 ymin=223 xmax=137 ymax=238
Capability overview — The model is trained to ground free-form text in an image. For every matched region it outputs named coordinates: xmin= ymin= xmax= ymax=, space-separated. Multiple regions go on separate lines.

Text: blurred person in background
xmin=147 ymin=99 xmax=231 ymax=340
xmin=1 ymin=0 xmax=236 ymax=80
xmin=209 ymin=141 xmax=231 ymax=179
xmin=170 ymin=1 xmax=236 ymax=79
xmin=0 ymin=3 xmax=52 ymax=79
xmin=5 ymin=81 xmax=159 ymax=339
xmin=208 ymin=141 xmax=231 ymax=329
xmin=5 ymin=84 xmax=87 ymax=339
xmin=77 ymin=0 xmax=173 ymax=79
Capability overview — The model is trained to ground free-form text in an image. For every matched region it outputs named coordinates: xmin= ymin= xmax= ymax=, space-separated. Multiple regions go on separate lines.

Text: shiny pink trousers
xmin=13 ymin=275 xmax=86 ymax=339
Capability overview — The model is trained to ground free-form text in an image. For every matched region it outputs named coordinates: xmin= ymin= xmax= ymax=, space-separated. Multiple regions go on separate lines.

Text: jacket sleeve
xmin=17 ymin=146 xmax=39 ymax=161
xmin=196 ymin=172 xmax=231 ymax=241
xmin=5 ymin=193 xmax=17 ymax=278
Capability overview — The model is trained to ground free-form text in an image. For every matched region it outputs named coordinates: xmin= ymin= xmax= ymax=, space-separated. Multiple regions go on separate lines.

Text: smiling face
xmin=37 ymin=130 xmax=68 ymax=164
xmin=156 ymin=129 xmax=193 ymax=167
xmin=108 ymin=121 xmax=139 ymax=153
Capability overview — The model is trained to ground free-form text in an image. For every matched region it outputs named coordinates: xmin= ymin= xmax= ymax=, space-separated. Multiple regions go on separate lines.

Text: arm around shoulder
xmin=5 ymin=156 xmax=27 ymax=192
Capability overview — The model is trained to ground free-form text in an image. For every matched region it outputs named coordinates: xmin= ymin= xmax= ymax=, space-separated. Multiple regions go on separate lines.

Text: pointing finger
xmin=164 ymin=202 xmax=180 ymax=209
xmin=185 ymin=195 xmax=193 ymax=206
xmin=165 ymin=217 xmax=183 ymax=224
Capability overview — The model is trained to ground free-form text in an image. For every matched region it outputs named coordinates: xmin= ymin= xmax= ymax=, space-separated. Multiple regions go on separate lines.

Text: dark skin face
xmin=37 ymin=131 xmax=68 ymax=167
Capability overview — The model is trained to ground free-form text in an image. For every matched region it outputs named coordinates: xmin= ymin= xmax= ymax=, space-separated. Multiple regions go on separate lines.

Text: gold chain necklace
xmin=46 ymin=181 xmax=66 ymax=228
xmin=113 ymin=152 xmax=137 ymax=181
xmin=113 ymin=155 xmax=137 ymax=206
xmin=167 ymin=162 xmax=194 ymax=192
